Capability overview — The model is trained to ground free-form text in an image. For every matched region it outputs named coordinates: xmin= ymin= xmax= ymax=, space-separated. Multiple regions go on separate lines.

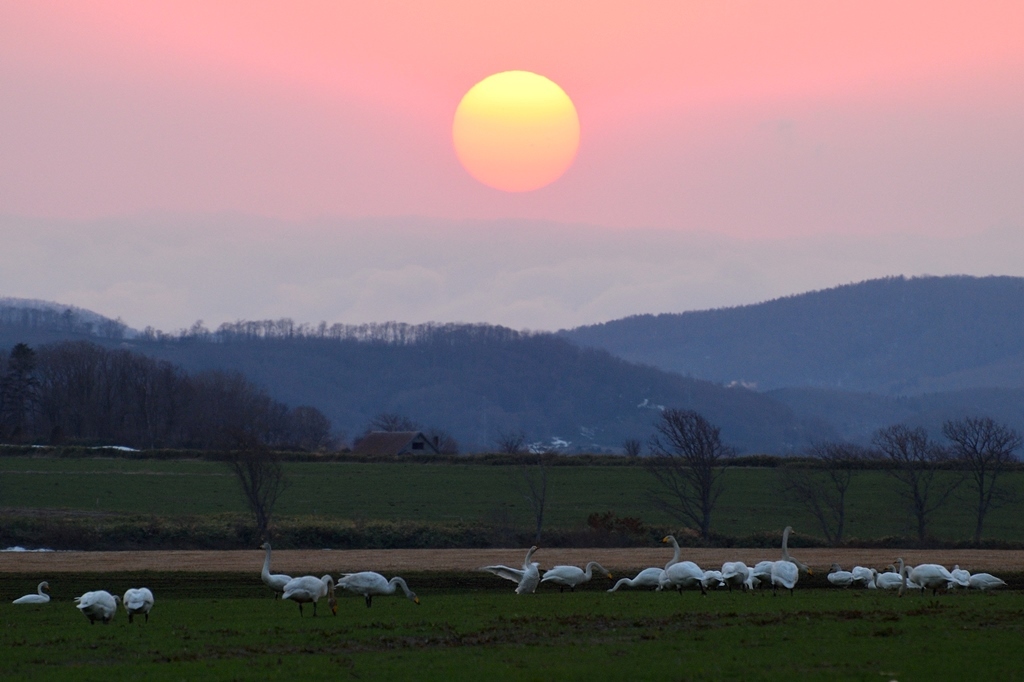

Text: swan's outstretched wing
xmin=480 ymin=565 xmax=525 ymax=583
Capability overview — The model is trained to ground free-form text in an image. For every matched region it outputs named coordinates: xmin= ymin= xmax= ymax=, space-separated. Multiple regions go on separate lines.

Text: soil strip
xmin=1 ymin=548 xmax=1021 ymax=574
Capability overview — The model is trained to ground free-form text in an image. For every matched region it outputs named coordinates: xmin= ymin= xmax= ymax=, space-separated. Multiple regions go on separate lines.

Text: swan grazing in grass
xmin=281 ymin=575 xmax=337 ymax=616
xmin=658 ymin=536 xmax=706 ymax=595
xmin=968 ymin=573 xmax=1007 ymax=591
xmin=721 ymin=562 xmax=750 ymax=592
xmin=874 ymin=566 xmax=902 ymax=590
xmin=851 ymin=566 xmax=875 ymax=588
xmin=481 ymin=546 xmax=541 ymax=594
xmin=122 ymin=588 xmax=154 ymax=624
xmin=541 ymin=562 xmax=613 ymax=592
xmin=896 ymin=558 xmax=956 ymax=597
xmin=337 ymin=572 xmax=420 ymax=607
xmin=750 ymin=561 xmax=775 ymax=590
xmin=260 ymin=542 xmax=292 ymax=598
xmin=608 ymin=568 xmax=665 ymax=592
xmin=75 ymin=591 xmax=120 ymax=624
xmin=827 ymin=564 xmax=855 ymax=588
xmin=13 ymin=582 xmax=50 ymax=604
xmin=770 ymin=526 xmax=809 ymax=595
xmin=949 ymin=565 xmax=971 ymax=588
xmin=702 ymin=570 xmax=725 ymax=589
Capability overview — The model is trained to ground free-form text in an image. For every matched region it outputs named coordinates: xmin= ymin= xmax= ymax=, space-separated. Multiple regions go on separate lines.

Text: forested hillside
xmin=0 ymin=305 xmax=816 ymax=453
xmin=0 ymin=340 xmax=333 ymax=450
xmin=123 ymin=324 xmax=815 ymax=453
xmin=7 ymin=277 xmax=1024 ymax=455
xmin=564 ymin=275 xmax=1024 ymax=394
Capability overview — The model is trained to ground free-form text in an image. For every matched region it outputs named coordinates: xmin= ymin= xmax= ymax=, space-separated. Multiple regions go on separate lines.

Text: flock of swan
xmin=478 ymin=526 xmax=1008 ymax=599
xmin=827 ymin=558 xmax=1007 ymax=594
xmin=9 ymin=528 xmax=1009 ymax=622
xmin=10 ymin=581 xmax=155 ymax=625
xmin=261 ymin=542 xmax=420 ymax=616
xmin=480 ymin=527 xmax=815 ymax=596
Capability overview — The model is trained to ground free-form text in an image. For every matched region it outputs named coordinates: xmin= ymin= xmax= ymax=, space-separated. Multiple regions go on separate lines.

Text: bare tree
xmin=646 ymin=409 xmax=732 ymax=540
xmin=225 ymin=433 xmax=288 ymax=541
xmin=782 ymin=442 xmax=867 ymax=546
xmin=942 ymin=416 xmax=1021 ymax=543
xmin=367 ymin=412 xmax=420 ymax=433
xmin=495 ymin=429 xmax=527 ymax=454
xmin=622 ymin=438 xmax=643 ymax=458
xmin=873 ymin=424 xmax=961 ymax=543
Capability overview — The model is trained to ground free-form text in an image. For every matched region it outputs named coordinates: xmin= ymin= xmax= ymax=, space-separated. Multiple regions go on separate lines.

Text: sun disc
xmin=453 ymin=71 xmax=580 ymax=192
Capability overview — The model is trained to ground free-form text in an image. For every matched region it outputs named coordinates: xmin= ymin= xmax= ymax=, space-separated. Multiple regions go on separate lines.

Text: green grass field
xmin=2 ymin=572 xmax=1022 ymax=681
xmin=2 ymin=457 xmax=1022 ymax=544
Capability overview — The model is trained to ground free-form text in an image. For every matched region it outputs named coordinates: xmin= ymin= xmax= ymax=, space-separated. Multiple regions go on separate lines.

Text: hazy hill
xmin=120 ymin=327 xmax=816 ymax=454
xmin=563 ymin=275 xmax=1024 ymax=394
xmin=0 ymin=303 xmax=816 ymax=453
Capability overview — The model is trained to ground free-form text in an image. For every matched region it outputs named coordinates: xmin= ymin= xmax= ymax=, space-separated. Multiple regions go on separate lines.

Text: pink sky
xmin=3 ymin=1 xmax=1023 ymax=236
xmin=1 ymin=2 xmax=1023 ymax=330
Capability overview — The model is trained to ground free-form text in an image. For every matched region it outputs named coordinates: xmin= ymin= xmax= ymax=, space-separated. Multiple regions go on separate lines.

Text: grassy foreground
xmin=1 ymin=573 xmax=1022 ymax=681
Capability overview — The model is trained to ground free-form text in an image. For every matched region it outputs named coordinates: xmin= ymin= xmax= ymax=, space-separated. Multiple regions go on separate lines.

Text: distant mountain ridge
xmin=0 ymin=313 xmax=816 ymax=453
xmin=7 ymin=275 xmax=1024 ymax=453
xmin=563 ymin=275 xmax=1024 ymax=395
xmin=0 ymin=297 xmax=132 ymax=340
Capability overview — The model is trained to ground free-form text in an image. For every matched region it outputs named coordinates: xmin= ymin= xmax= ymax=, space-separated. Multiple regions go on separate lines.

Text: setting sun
xmin=452 ymin=71 xmax=580 ymax=192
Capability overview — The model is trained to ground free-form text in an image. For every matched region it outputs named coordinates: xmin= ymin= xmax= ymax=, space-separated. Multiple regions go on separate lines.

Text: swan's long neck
xmin=780 ymin=527 xmax=792 ymax=562
xmin=665 ymin=536 xmax=681 ymax=569
xmin=389 ymin=577 xmax=414 ymax=598
xmin=523 ymin=546 xmax=538 ymax=570
xmin=897 ymin=558 xmax=907 ymax=595
xmin=262 ymin=546 xmax=272 ymax=578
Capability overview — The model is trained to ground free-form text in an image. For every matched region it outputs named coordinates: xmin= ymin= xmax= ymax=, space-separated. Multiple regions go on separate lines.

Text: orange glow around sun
xmin=452 ymin=71 xmax=580 ymax=192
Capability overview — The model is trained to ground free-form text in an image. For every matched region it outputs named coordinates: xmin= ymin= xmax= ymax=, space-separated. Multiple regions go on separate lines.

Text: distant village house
xmin=351 ymin=431 xmax=441 ymax=457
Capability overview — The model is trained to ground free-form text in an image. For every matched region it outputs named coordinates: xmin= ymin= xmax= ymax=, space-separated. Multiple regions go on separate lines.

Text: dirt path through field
xmin=1 ymin=548 xmax=1022 ymax=574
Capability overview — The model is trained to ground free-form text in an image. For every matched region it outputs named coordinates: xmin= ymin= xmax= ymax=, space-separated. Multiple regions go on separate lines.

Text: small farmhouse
xmin=351 ymin=431 xmax=441 ymax=457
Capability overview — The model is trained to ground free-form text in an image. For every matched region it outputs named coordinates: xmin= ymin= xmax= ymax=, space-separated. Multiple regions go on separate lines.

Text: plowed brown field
xmin=1 ymin=548 xmax=1021 ymax=574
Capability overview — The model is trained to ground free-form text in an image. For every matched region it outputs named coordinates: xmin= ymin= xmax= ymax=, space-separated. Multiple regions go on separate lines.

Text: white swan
xmin=541 ymin=562 xmax=613 ymax=592
xmin=949 ymin=564 xmax=971 ymax=588
xmin=770 ymin=526 xmax=808 ymax=595
xmin=658 ymin=538 xmax=706 ymax=595
xmin=750 ymin=560 xmax=775 ymax=589
xmin=481 ymin=546 xmax=541 ymax=594
xmin=75 ymin=590 xmax=120 ymax=624
xmin=827 ymin=564 xmax=855 ymax=588
xmin=608 ymin=567 xmax=665 ymax=592
xmin=874 ymin=566 xmax=903 ymax=590
xmin=337 ymin=572 xmax=420 ymax=607
xmin=851 ymin=566 xmax=875 ymax=588
xmin=968 ymin=573 xmax=1007 ymax=591
xmin=896 ymin=558 xmax=955 ymax=597
xmin=260 ymin=542 xmax=292 ymax=598
xmin=662 ymin=534 xmax=683 ymax=569
xmin=702 ymin=570 xmax=725 ymax=589
xmin=721 ymin=562 xmax=750 ymax=591
xmin=122 ymin=587 xmax=154 ymax=624
xmin=281 ymin=575 xmax=337 ymax=616
xmin=660 ymin=560 xmax=707 ymax=594
xmin=13 ymin=581 xmax=50 ymax=604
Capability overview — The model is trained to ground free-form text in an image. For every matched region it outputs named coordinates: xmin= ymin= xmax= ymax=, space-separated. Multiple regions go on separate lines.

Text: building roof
xmin=351 ymin=431 xmax=439 ymax=457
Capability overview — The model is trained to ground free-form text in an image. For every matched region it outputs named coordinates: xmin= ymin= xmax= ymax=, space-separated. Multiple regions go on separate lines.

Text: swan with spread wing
xmin=480 ymin=546 xmax=541 ymax=594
